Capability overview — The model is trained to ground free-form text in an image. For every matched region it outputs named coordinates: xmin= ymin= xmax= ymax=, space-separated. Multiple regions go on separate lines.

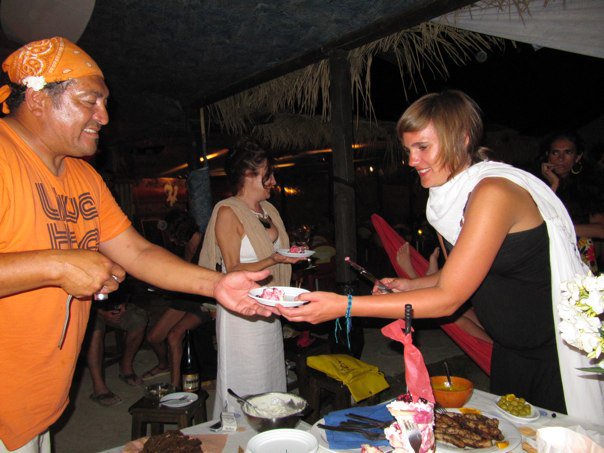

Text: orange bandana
xmin=0 ymin=36 xmax=103 ymax=113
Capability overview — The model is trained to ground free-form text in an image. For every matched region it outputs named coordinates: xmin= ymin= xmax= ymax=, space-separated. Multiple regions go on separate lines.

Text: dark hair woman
xmin=198 ymin=138 xmax=303 ymax=418
xmin=540 ymin=130 xmax=604 ymax=273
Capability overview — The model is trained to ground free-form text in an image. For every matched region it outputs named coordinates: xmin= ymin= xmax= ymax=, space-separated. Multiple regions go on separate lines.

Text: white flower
xmin=22 ymin=76 xmax=46 ymax=91
xmin=559 ymin=273 xmax=604 ymax=363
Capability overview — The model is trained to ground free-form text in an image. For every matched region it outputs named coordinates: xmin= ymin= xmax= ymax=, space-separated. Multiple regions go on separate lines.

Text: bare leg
xmin=87 ymin=329 xmax=111 ymax=395
xmin=454 ymin=308 xmax=493 ymax=344
xmin=119 ymin=324 xmax=145 ymax=381
xmin=396 ymin=243 xmax=419 ymax=278
xmin=167 ymin=313 xmax=204 ymax=388
xmin=144 ymin=308 xmax=186 ymax=377
xmin=426 ymin=247 xmax=440 ymax=275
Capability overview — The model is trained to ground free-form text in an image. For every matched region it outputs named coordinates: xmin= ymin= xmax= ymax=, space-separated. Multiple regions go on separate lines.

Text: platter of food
xmin=248 ymin=286 xmax=310 ymax=307
xmin=434 ymin=409 xmax=521 ymax=452
xmin=278 ymin=247 xmax=315 ymax=258
xmin=493 ymin=394 xmax=540 ymax=423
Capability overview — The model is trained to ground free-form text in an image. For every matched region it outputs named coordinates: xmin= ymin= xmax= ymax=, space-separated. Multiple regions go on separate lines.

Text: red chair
xmin=371 ymin=214 xmax=492 ymax=375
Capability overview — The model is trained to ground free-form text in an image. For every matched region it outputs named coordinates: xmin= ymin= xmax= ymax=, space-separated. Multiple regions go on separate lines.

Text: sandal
xmin=118 ymin=373 xmax=144 ymax=386
xmin=142 ymin=366 xmax=171 ymax=381
xmin=90 ymin=392 xmax=122 ymax=407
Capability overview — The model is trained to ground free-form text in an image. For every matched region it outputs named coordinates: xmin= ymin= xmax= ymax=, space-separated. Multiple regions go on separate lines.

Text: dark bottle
xmin=181 ymin=330 xmax=200 ymax=393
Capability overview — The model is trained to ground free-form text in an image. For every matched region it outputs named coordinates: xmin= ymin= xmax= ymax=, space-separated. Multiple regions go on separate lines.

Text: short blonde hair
xmin=396 ymin=90 xmax=488 ymax=179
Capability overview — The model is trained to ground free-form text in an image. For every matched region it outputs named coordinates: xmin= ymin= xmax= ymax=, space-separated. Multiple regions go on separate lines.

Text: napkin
xmin=381 ymin=319 xmax=435 ymax=403
xmin=537 ymin=426 xmax=604 ymax=453
xmin=323 ymin=402 xmax=393 ymax=449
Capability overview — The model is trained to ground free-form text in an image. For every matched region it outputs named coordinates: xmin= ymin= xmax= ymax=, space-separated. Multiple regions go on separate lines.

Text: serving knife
xmin=345 ymin=257 xmax=393 ymax=294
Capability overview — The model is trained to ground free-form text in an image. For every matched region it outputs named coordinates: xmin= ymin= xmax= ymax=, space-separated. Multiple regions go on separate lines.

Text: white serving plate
xmin=246 ymin=428 xmax=318 ymax=453
xmin=159 ymin=392 xmax=198 ymax=408
xmin=493 ymin=401 xmax=540 ymax=423
xmin=278 ymin=248 xmax=316 ymax=258
xmin=436 ymin=410 xmax=521 ymax=452
xmin=249 ymin=286 xmax=309 ymax=307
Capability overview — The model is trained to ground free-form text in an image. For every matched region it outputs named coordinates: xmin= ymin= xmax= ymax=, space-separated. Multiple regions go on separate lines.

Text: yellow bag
xmin=307 ymin=354 xmax=389 ymax=402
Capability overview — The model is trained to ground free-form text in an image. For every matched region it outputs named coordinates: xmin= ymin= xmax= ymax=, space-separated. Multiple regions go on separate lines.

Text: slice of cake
xmin=289 ymin=245 xmax=308 ymax=253
xmin=259 ymin=287 xmax=285 ymax=301
xmin=384 ymin=393 xmax=435 ymax=453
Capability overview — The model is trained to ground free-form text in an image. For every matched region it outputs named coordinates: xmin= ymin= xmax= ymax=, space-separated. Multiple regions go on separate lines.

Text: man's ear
xmin=24 ymin=88 xmax=49 ymax=117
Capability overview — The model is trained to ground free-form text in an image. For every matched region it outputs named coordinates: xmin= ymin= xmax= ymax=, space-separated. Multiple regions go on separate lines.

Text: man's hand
xmin=97 ymin=303 xmax=125 ymax=323
xmin=55 ymin=249 xmax=126 ymax=298
xmin=213 ymin=269 xmax=278 ymax=317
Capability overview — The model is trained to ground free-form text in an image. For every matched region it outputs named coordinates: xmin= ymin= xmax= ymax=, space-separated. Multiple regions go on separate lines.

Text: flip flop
xmin=90 ymin=392 xmax=122 ymax=407
xmin=142 ymin=366 xmax=171 ymax=381
xmin=118 ymin=373 xmax=144 ymax=386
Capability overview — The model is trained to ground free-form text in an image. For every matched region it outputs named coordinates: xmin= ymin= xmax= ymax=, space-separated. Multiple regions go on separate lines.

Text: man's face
xmin=41 ymin=75 xmax=109 ymax=158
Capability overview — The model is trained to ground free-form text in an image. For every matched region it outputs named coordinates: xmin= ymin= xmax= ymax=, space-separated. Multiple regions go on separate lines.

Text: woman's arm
xmin=279 ymin=178 xmax=540 ymax=324
xmin=574 ymin=213 xmax=604 ymax=239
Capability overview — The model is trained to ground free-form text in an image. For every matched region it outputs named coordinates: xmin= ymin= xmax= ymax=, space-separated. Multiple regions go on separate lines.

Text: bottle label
xmin=182 ymin=373 xmax=200 ymax=392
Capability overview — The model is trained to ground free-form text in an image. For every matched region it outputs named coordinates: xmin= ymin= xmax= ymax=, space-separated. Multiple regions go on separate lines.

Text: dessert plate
xmin=249 ymin=286 xmax=310 ymax=307
xmin=246 ymin=429 xmax=318 ymax=453
xmin=159 ymin=392 xmax=198 ymax=408
xmin=278 ymin=248 xmax=316 ymax=258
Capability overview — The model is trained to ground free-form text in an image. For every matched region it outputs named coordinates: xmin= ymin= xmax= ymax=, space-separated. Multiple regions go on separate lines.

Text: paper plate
xmin=246 ymin=428 xmax=318 ymax=453
xmin=249 ymin=286 xmax=309 ymax=307
xmin=436 ymin=410 xmax=521 ymax=452
xmin=278 ymin=248 xmax=316 ymax=258
xmin=159 ymin=392 xmax=198 ymax=408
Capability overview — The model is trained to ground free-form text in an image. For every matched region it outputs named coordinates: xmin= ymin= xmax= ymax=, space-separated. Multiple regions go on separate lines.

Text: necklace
xmin=251 ymin=209 xmax=271 ymax=229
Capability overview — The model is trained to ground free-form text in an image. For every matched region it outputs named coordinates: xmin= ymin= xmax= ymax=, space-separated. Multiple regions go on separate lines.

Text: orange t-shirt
xmin=0 ymin=120 xmax=131 ymax=449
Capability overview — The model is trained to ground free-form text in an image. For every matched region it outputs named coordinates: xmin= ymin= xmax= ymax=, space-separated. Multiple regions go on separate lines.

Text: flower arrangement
xmin=558 ymin=273 xmax=604 ymax=373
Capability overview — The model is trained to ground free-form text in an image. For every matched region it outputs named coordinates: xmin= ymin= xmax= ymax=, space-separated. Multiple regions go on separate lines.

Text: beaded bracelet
xmin=334 ymin=293 xmax=353 ymax=350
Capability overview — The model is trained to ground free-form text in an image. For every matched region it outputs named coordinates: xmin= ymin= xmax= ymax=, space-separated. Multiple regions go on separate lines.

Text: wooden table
xmin=128 ymin=389 xmax=208 ymax=440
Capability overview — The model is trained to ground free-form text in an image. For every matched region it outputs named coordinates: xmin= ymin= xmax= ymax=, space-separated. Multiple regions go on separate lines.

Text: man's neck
xmin=3 ymin=115 xmax=65 ymax=176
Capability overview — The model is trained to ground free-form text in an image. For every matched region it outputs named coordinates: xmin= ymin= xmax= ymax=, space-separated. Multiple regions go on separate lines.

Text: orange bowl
xmin=430 ymin=376 xmax=473 ymax=408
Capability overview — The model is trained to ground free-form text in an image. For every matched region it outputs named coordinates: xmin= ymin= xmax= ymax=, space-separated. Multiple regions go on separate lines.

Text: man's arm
xmin=0 ymin=249 xmax=124 ymax=298
xmin=99 ymin=226 xmax=274 ymax=316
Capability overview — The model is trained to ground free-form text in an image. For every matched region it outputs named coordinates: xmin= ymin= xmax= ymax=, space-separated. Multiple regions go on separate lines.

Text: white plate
xmin=159 ymin=392 xmax=198 ymax=408
xmin=249 ymin=286 xmax=310 ymax=307
xmin=278 ymin=248 xmax=316 ymax=258
xmin=493 ymin=402 xmax=540 ymax=423
xmin=246 ymin=428 xmax=318 ymax=453
xmin=436 ymin=410 xmax=521 ymax=452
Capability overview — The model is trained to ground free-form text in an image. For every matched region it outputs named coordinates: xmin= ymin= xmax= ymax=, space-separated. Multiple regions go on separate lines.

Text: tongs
xmin=345 ymin=257 xmax=393 ymax=294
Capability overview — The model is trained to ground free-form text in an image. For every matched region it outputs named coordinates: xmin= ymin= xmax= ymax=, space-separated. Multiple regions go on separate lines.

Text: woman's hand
xmin=541 ymin=162 xmax=560 ymax=192
xmin=271 ymin=252 xmax=305 ymax=265
xmin=276 ymin=291 xmax=347 ymax=324
xmin=371 ymin=278 xmax=409 ymax=294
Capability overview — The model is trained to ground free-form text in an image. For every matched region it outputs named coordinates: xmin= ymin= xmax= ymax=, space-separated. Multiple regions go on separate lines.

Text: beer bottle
xmin=181 ymin=330 xmax=200 ymax=393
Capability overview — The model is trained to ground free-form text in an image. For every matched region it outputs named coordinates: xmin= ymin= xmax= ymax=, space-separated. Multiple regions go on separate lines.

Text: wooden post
xmin=329 ymin=50 xmax=356 ymax=291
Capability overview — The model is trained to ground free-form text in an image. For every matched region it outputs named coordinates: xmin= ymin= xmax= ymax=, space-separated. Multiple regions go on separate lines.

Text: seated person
xmin=85 ymin=293 xmax=148 ymax=407
xmin=396 ymin=242 xmax=492 ymax=344
xmin=143 ymin=209 xmax=212 ymax=387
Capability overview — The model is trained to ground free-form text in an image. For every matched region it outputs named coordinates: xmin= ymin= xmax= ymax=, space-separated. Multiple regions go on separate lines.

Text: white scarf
xmin=427 ymin=161 xmax=603 ymax=421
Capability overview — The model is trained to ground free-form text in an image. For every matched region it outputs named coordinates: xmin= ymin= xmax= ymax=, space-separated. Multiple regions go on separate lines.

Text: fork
xmin=403 ymin=420 xmax=422 ymax=453
xmin=317 ymin=423 xmax=386 ymax=441
xmin=434 ymin=402 xmax=449 ymax=415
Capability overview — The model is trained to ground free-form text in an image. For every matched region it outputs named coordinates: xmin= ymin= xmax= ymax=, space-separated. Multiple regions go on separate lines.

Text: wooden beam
xmin=329 ymin=49 xmax=356 ymax=290
xmin=195 ymin=0 xmax=474 ymax=106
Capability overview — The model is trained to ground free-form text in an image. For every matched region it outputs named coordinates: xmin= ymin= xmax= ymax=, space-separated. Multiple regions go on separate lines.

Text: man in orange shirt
xmin=0 ymin=37 xmax=273 ymax=452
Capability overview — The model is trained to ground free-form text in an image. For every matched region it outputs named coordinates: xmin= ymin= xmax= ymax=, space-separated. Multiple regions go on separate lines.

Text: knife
xmin=345 ymin=257 xmax=393 ymax=294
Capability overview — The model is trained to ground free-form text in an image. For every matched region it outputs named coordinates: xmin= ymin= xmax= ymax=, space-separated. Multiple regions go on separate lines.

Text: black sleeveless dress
xmin=453 ymin=222 xmax=566 ymax=413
